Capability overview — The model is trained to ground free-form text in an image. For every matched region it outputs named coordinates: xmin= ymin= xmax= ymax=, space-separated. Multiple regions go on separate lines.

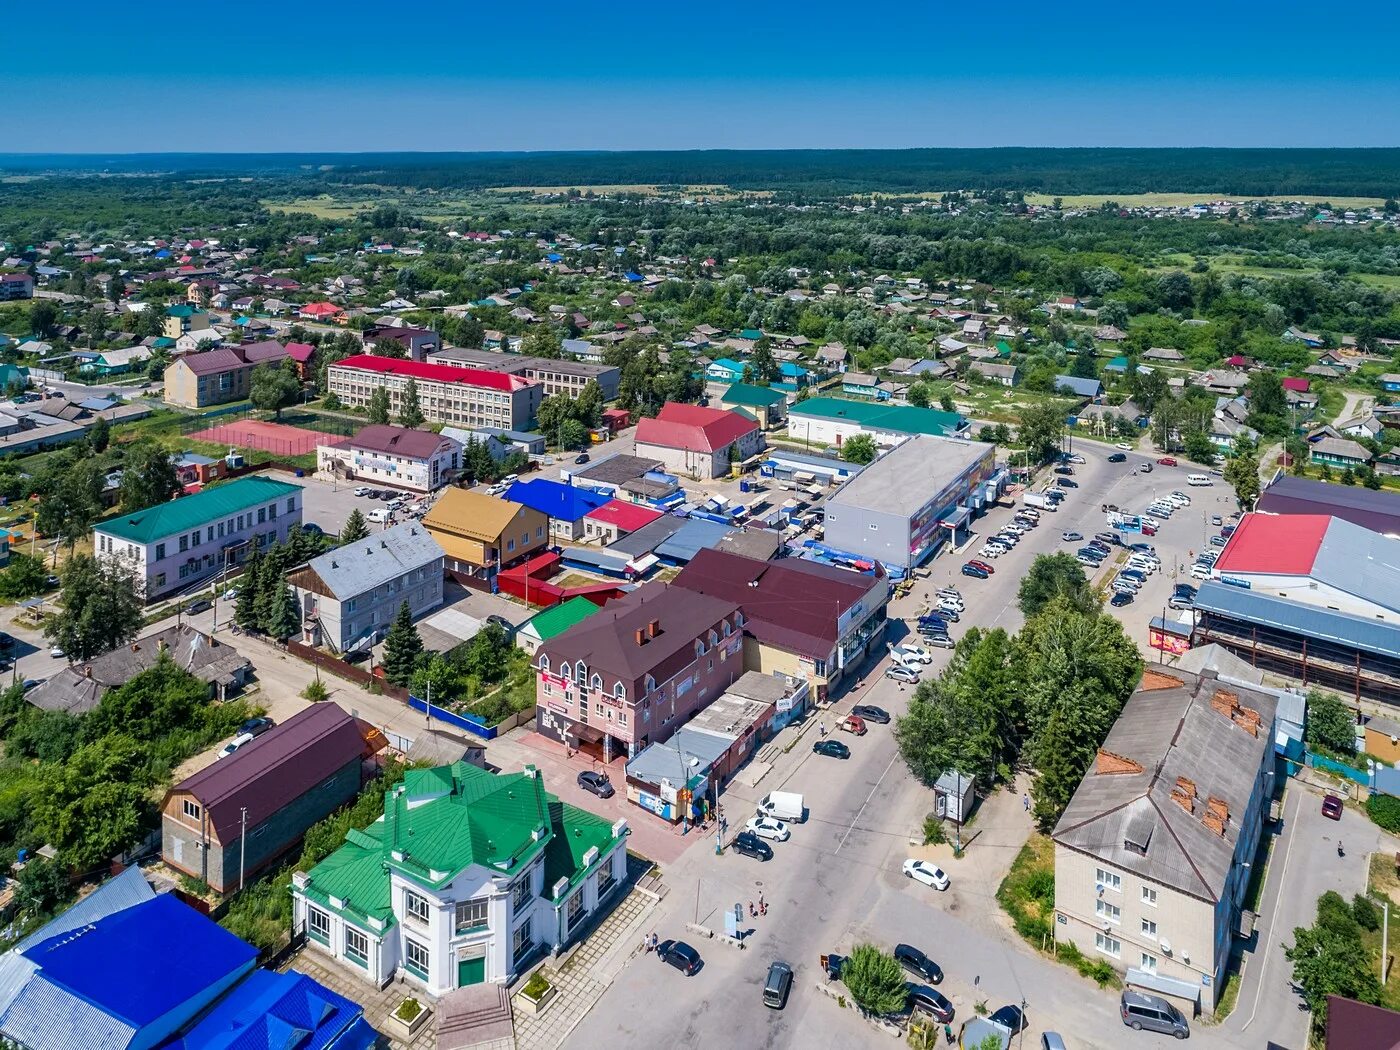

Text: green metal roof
xmin=165 ymin=304 xmax=199 ymax=317
xmin=95 ymin=476 xmax=302 ymax=544
xmin=542 ymin=799 xmax=619 ymax=900
xmin=721 ymin=383 xmax=784 ymax=408
xmin=298 ymin=819 xmax=395 ymax=928
xmin=521 ymin=596 xmax=602 ymax=643
xmin=790 ymin=397 xmax=963 ymax=437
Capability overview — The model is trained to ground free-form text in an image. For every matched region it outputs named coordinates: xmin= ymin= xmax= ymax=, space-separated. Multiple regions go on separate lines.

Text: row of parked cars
xmin=976 ymin=504 xmax=1044 ymax=562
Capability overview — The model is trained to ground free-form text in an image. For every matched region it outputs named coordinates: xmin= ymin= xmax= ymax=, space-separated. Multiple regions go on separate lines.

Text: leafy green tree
xmin=1286 ymin=890 xmax=1384 ymax=1038
xmin=118 ymin=441 xmax=180 ymax=511
xmin=1017 ymin=403 xmax=1065 ymax=464
xmin=841 ymin=433 xmax=877 ymax=464
xmin=1017 ymin=553 xmax=1098 ymax=618
xmin=0 ymin=552 xmax=49 ymax=600
xmin=37 ymin=460 xmax=104 ymax=553
xmin=367 ymin=386 xmax=391 ymax=425
xmin=411 ymin=653 xmax=459 ymax=701
xmin=461 ymin=624 xmax=511 ymax=682
xmin=1223 ymin=439 xmax=1261 ymax=508
xmin=8 ymin=708 xmax=83 ymax=764
xmin=33 ymin=733 xmax=152 ymax=869
xmin=1183 ymin=432 xmax=1218 ymax=466
xmin=574 ymin=380 xmax=605 ymax=427
xmin=13 ymin=855 xmax=72 ymax=922
xmin=82 ymin=651 xmax=210 ymax=743
xmin=559 ymin=418 xmax=589 ymax=450
xmin=1305 ymin=691 xmax=1356 ymax=754
xmin=45 ymin=554 xmax=143 ymax=660
xmin=341 ymin=508 xmax=370 ymax=543
xmin=382 ymin=600 xmax=423 ymax=686
xmin=263 ymin=582 xmax=301 ymax=641
xmin=907 ymin=381 xmax=931 ymax=408
xmin=939 ymin=393 xmax=957 ymax=413
xmin=249 ymin=359 xmax=301 ymax=420
xmin=88 ymin=415 xmax=110 ymax=453
xmin=842 ymin=944 xmax=909 ymax=1016
xmin=748 ymin=340 xmax=778 ymax=384
xmin=29 ymin=300 xmax=58 ymax=338
xmin=523 ymin=326 xmax=563 ymax=359
xmin=397 ymin=377 xmax=425 ymax=428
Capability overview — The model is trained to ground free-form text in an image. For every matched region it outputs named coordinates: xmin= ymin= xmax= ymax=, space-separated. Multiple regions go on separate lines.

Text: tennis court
xmin=188 ymin=418 xmax=330 ymax=457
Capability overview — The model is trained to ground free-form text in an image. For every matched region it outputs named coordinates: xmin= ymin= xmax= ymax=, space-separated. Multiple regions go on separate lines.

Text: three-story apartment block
xmin=93 ymin=476 xmax=304 ymax=600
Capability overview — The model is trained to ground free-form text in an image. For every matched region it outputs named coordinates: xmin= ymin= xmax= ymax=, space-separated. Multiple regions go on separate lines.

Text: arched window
xmin=722 ymin=621 xmax=731 ymax=637
xmin=708 ymin=630 xmax=718 ymax=647
xmin=590 ymin=673 xmax=603 ymax=691
xmin=695 ymin=640 xmax=705 ymax=658
xmin=538 ymin=655 xmax=550 ymax=674
xmin=575 ymin=663 xmax=587 ymax=686
xmin=614 ymin=682 xmax=626 ymax=702
xmin=559 ymin=661 xmax=571 ymax=681
xmin=645 ymin=675 xmax=656 ymax=694
xmin=735 ymin=611 xmax=745 ymax=628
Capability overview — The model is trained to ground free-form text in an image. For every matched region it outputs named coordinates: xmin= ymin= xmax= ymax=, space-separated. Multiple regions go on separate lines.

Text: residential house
xmin=161 ymin=703 xmax=369 ymax=894
xmin=1143 ymin=346 xmax=1186 ymax=363
xmin=1379 ymin=373 xmax=1400 ymax=394
xmin=0 ymin=868 xmax=257 ymax=1050
xmin=162 ymin=304 xmax=211 ymax=339
xmin=0 ymin=272 xmax=34 ymax=301
xmin=317 ymin=424 xmax=461 ymax=493
xmin=1334 ymin=414 xmax=1384 ymax=440
xmin=162 ymin=969 xmax=376 ymax=1050
xmin=705 ymin=358 xmax=747 ymax=384
xmin=292 ymin=761 xmax=629 ymax=991
xmin=970 ymin=361 xmax=1019 ymax=387
xmin=504 ymin=479 xmax=611 ymax=542
xmin=841 ymin=372 xmax=891 ymax=400
xmin=1054 ymin=375 xmax=1102 ymax=400
xmin=174 ymin=328 xmax=226 ymax=355
xmin=423 ymin=488 xmax=548 ymax=591
xmin=164 ymin=341 xmax=294 ymax=409
xmin=633 ymin=402 xmax=764 ymax=481
xmin=814 ymin=342 xmax=848 ymax=372
xmin=718 ymin=383 xmax=788 ymax=429
xmin=533 ymin=581 xmax=744 ymax=761
xmin=1052 ymin=669 xmax=1277 ymax=1018
xmin=515 ymin=596 xmax=603 ymax=656
xmin=582 ymin=500 xmax=663 ymax=544
xmin=26 ymin=624 xmax=251 ymax=716
xmin=1310 ymin=437 xmax=1373 ymax=468
xmin=93 ymin=476 xmax=304 ymax=600
xmin=298 ymin=302 xmax=344 ymax=322
xmin=288 ymin=521 xmax=445 ymax=653
xmin=327 ymin=355 xmax=543 ymax=432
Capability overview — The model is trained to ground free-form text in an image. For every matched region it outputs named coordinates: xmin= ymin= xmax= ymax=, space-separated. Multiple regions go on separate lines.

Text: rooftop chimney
xmin=634 ymin=628 xmax=646 ymax=646
xmin=1203 ymin=796 xmax=1229 ymax=836
xmin=647 ymin=619 xmax=660 ymax=639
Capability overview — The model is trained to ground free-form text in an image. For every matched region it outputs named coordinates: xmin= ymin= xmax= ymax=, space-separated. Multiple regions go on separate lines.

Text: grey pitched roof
xmin=1311 ymin=517 xmax=1400 ymax=613
xmin=295 ymin=521 xmax=443 ymax=601
xmin=1053 ymin=669 xmax=1277 ymax=903
xmin=1194 ymin=579 xmax=1400 ymax=659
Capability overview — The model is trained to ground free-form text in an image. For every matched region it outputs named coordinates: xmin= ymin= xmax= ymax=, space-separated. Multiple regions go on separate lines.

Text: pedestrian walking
xmin=1023 ymin=793 xmax=1030 ymax=812
xmin=649 ymin=931 xmax=658 ymax=953
xmin=749 ymin=901 xmax=757 ymax=918
xmin=819 ymin=721 xmax=827 ymax=738
xmin=943 ymin=1023 xmax=953 ymax=1044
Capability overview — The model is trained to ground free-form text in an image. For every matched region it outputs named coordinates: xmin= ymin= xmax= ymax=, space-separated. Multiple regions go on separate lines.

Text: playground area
xmin=188 ymin=418 xmax=329 ymax=458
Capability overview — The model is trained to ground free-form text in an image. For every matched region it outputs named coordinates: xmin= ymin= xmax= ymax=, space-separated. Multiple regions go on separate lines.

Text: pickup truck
xmin=756 ymin=790 xmax=805 ymax=823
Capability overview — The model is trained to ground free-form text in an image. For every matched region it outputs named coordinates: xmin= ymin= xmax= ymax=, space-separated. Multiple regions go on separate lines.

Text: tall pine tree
xmin=264 ymin=583 xmax=301 ymax=641
xmin=381 ymin=601 xmax=423 ymax=686
xmin=235 ymin=551 xmax=263 ymax=630
xmin=397 ymin=378 xmax=425 ymax=428
xmin=341 ymin=509 xmax=369 ymax=543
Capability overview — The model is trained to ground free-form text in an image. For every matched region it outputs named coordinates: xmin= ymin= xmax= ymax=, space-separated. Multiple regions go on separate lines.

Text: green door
xmin=457 ymin=956 xmax=486 ymax=987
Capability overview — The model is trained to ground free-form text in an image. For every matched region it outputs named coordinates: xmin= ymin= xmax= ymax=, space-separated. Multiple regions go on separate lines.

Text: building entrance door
xmin=457 ymin=956 xmax=486 ymax=987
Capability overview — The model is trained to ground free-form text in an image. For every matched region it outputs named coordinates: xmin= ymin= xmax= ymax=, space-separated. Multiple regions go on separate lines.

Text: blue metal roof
xmin=162 ymin=969 xmax=375 ymax=1050
xmin=505 ymin=478 xmax=610 ymax=522
xmin=1194 ymin=580 xmax=1400 ymax=660
xmin=1053 ymin=375 xmax=1102 ymax=397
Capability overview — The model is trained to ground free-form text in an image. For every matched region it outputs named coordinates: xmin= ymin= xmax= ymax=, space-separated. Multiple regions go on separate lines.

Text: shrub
xmin=301 ymin=678 xmax=329 ymax=702
xmin=1367 ymin=793 xmax=1400 ymax=833
xmin=922 ymin=814 xmax=946 ymax=846
xmin=521 ymin=972 xmax=552 ymax=1000
xmin=394 ymin=998 xmax=423 ymax=1023
xmin=1352 ymin=894 xmax=1382 ymax=932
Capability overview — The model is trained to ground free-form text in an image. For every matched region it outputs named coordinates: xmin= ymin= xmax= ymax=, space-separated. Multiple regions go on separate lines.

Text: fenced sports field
xmin=187 ymin=418 xmax=331 ymax=458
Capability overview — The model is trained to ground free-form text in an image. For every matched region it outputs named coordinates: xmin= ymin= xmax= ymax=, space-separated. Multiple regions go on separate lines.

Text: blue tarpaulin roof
xmin=505 ymin=479 xmax=610 ymax=522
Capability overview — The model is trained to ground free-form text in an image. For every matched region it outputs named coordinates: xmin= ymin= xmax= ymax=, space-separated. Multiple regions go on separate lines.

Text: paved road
xmin=565 ymin=445 xmax=1250 ymax=1050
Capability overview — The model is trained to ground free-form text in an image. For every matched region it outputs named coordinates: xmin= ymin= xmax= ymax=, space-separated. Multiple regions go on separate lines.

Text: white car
xmin=893 ymin=644 xmax=934 ymax=664
xmin=49 ymin=646 xmax=66 ymax=658
xmin=367 ymin=508 xmax=391 ymax=523
xmin=1139 ymin=516 xmax=1161 ymax=530
xmin=1191 ymin=564 xmax=1213 ymax=581
xmin=1115 ymin=442 xmax=1133 ymax=451
xmin=354 ymin=486 xmax=371 ymax=497
xmin=978 ymin=545 xmax=1004 ymax=559
xmin=217 ymin=732 xmax=255 ymax=760
xmin=1019 ymin=508 xmax=1040 ymax=519
xmin=1002 ymin=522 xmax=1026 ymax=536
xmin=886 ymin=664 xmax=920 ymax=684
xmin=937 ymin=596 xmax=965 ymax=611
xmin=902 ymin=858 xmax=951 ymax=891
xmin=1067 ymin=454 xmax=1085 ymax=464
xmin=744 ymin=816 xmax=791 ymax=842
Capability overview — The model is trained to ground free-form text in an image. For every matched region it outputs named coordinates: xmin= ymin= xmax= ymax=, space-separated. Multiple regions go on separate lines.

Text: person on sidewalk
xmin=1023 ymin=793 xmax=1030 ymax=812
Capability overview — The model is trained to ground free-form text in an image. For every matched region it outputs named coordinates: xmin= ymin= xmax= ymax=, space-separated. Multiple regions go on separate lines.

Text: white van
xmin=1188 ymin=473 xmax=1213 ymax=486
xmin=367 ymin=507 xmax=391 ymax=524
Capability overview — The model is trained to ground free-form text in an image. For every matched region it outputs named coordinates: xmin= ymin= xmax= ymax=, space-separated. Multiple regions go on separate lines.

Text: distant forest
xmin=3 ymin=148 xmax=1400 ymax=197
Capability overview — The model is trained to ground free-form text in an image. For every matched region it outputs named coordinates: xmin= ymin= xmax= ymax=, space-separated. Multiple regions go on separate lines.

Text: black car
xmin=894 ymin=943 xmax=943 ymax=984
xmin=763 ymin=960 xmax=794 ymax=1009
xmin=574 ymin=453 xmax=590 ymax=464
xmin=1054 ymin=465 xmax=1075 ymax=475
xmin=301 ymin=522 xmax=325 ymax=536
xmin=577 ymin=770 xmax=615 ymax=798
xmin=1110 ymin=591 xmax=1134 ymax=607
xmin=1108 ymin=452 xmax=1127 ymax=463
xmin=813 ymin=740 xmax=851 ymax=759
xmin=989 ymin=1005 xmax=1028 ymax=1034
xmin=907 ymin=983 xmax=955 ymax=1023
xmin=1173 ymin=584 xmax=1198 ymax=598
xmin=851 ymin=704 xmax=890 ymax=724
xmin=1056 ymin=478 xmax=1079 ymax=488
xmin=731 ymin=831 xmax=773 ymax=861
xmin=657 ymin=940 xmax=702 ymax=975
xmin=239 ymin=716 xmax=276 ymax=737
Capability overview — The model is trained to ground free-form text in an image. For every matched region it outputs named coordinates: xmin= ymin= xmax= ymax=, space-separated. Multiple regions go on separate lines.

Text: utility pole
xmin=239 ymin=806 xmax=247 ymax=892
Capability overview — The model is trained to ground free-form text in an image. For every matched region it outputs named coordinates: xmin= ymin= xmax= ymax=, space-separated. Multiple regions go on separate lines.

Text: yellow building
xmin=422 ymin=488 xmax=547 ymax=592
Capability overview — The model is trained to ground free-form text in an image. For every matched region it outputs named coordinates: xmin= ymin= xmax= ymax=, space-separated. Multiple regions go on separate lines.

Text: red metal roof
xmin=285 ymin=341 xmax=315 ymax=362
xmin=1282 ymin=377 xmax=1311 ymax=392
xmin=584 ymin=499 xmax=663 ymax=532
xmin=332 ymin=354 xmax=533 ymax=392
xmin=635 ymin=401 xmax=758 ymax=454
xmin=1213 ymin=512 xmax=1329 ymax=576
xmin=299 ymin=301 xmax=342 ymax=316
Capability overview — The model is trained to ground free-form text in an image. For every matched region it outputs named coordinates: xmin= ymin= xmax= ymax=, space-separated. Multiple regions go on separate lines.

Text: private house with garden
xmin=291 ymin=761 xmax=628 ymax=993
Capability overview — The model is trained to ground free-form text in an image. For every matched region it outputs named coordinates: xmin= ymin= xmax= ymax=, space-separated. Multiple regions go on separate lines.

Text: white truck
xmin=1023 ymin=492 xmax=1057 ymax=511
xmin=756 ymin=791 xmax=805 ymax=823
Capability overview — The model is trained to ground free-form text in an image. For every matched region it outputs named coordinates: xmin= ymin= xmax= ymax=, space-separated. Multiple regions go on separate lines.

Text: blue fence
xmin=407 ymin=695 xmax=496 ymax=740
xmin=1305 ymin=750 xmax=1369 ymax=785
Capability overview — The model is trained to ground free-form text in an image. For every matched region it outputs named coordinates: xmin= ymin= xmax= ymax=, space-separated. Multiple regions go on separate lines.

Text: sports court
xmin=188 ymin=418 xmax=328 ymax=457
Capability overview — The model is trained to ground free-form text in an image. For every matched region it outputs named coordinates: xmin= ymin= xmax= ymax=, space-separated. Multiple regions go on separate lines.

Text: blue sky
xmin=7 ymin=0 xmax=1400 ymax=152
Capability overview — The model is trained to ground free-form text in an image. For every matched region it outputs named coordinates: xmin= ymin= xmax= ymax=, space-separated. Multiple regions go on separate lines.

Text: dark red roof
xmin=673 ymin=548 xmax=883 ymax=659
xmin=1282 ymin=377 xmax=1311 ymax=392
xmin=332 ymin=354 xmax=533 ymax=392
xmin=344 ymin=423 xmax=455 ymax=459
xmin=1326 ymin=996 xmax=1400 ymax=1050
xmin=635 ymin=402 xmax=758 ymax=454
xmin=285 ymin=341 xmax=315 ymax=362
xmin=169 ymin=702 xmax=364 ymax=840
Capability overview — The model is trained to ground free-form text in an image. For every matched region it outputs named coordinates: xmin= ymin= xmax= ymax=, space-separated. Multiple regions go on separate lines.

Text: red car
xmin=1322 ymin=795 xmax=1344 ymax=821
xmin=1157 ymin=457 xmax=1178 ymax=466
xmin=967 ymin=559 xmax=995 ymax=574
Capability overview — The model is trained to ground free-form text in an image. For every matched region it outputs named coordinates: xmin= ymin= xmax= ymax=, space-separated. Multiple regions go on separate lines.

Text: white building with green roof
xmin=292 ymin=761 xmax=627 ymax=994
xmin=514 ymin=596 xmax=603 ymax=655
xmin=718 ymin=383 xmax=788 ymax=429
xmin=93 ymin=475 xmax=304 ymax=600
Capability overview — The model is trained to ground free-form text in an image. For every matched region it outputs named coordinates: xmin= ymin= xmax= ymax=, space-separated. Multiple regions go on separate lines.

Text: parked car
xmin=1120 ymin=990 xmax=1189 ymax=1038
xmin=813 ymin=739 xmax=851 ymax=759
xmin=367 ymin=508 xmax=391 ymax=523
xmin=921 ymin=633 xmax=955 ymax=649
xmin=217 ymin=732 xmax=255 ymax=760
xmin=239 ymin=716 xmax=275 ymax=738
xmin=49 ymin=646 xmax=65 ymax=659
xmin=731 ymin=831 xmax=773 ymax=861
xmin=852 ymin=704 xmax=891 ymax=724
xmin=893 ymin=644 xmax=934 ymax=664
xmin=1140 ymin=462 xmax=1153 ymax=473
xmin=1076 ymin=554 xmax=1102 ymax=567
xmin=354 ymin=486 xmax=371 ymax=497
xmin=1054 ymin=465 xmax=1075 ymax=475
xmin=967 ymin=560 xmax=994 ymax=574
xmin=990 ymin=1004 xmax=1029 ymax=1034
xmin=840 ymin=714 xmax=867 ymax=735
xmin=1062 ymin=531 xmax=1083 ymax=542
xmin=1168 ymin=595 xmax=1194 ymax=610
xmin=186 ymin=598 xmax=213 ymax=615
xmin=1191 ymin=563 xmax=1213 ymax=581
xmin=1108 ymin=452 xmax=1127 ymax=463
xmin=763 ymin=960 xmax=793 ymax=1009
xmin=886 ymin=664 xmax=920 ymax=685
xmin=577 ymin=770 xmax=615 ymax=798
xmin=1110 ymin=591 xmax=1134 ymax=608
xmin=744 ymin=816 xmax=791 ymax=841
xmin=902 ymin=858 xmax=950 ymax=891
xmin=1322 ymin=795 xmax=1344 ymax=820
xmin=1210 ymin=534 xmax=1227 ymax=547
xmin=657 ymin=940 xmax=702 ymax=975
xmin=961 ymin=563 xmax=989 ymax=579
xmin=1056 ymin=478 xmax=1079 ymax=488
xmin=574 ymin=452 xmax=591 ymax=464
xmin=935 ymin=587 xmax=962 ymax=600
xmin=907 ymin=983 xmax=955 ymax=1023
xmin=894 ymin=943 xmax=944 ymax=984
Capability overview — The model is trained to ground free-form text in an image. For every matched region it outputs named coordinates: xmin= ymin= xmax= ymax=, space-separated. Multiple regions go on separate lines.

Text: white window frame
xmin=1095 ymin=867 xmax=1122 ymax=893
xmin=1141 ymin=885 xmax=1158 ymax=907
xmin=182 ymin=799 xmax=201 ymax=820
xmin=1095 ymin=899 xmax=1121 ymax=925
xmin=1094 ymin=932 xmax=1121 ymax=958
xmin=455 ymin=898 xmax=489 ymax=935
xmin=1139 ymin=952 xmax=1157 ymax=973
xmin=404 ymin=938 xmax=430 ymax=978
xmin=404 ymin=889 xmax=431 ymax=924
xmin=308 ymin=905 xmax=331 ymax=943
xmin=345 ymin=926 xmax=369 ymax=967
xmin=1141 ymin=918 xmax=1158 ymax=939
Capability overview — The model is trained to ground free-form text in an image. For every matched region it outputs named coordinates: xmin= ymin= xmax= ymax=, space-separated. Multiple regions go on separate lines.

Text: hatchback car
xmin=893 ymin=943 xmax=944 ymax=984
xmin=961 ymin=563 xmax=989 ymax=579
xmin=577 ymin=770 xmax=615 ymax=798
xmin=1158 ymin=456 xmax=1178 ymax=466
xmin=1110 ymin=591 xmax=1134 ymax=607
xmin=763 ymin=960 xmax=793 ymax=1009
xmin=1322 ymin=795 xmax=1344 ymax=820
xmin=574 ymin=452 xmax=590 ymax=464
xmin=657 ymin=940 xmax=702 ymax=975
xmin=745 ymin=816 xmax=792 ymax=841
xmin=886 ymin=664 xmax=920 ymax=685
xmin=1139 ymin=462 xmax=1153 ymax=473
xmin=967 ymin=560 xmax=995 ymax=574
xmin=813 ymin=739 xmax=852 ymax=760
xmin=902 ymin=858 xmax=950 ymax=891
xmin=852 ymin=704 xmax=891 ymax=724
xmin=907 ymin=983 xmax=955 ymax=1023
xmin=731 ymin=831 xmax=773 ymax=861
xmin=186 ymin=598 xmax=213 ymax=615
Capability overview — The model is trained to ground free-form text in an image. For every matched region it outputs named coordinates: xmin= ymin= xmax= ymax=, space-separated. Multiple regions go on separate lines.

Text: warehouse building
xmin=1257 ymin=473 xmax=1400 ymax=538
xmin=821 ymin=435 xmax=999 ymax=571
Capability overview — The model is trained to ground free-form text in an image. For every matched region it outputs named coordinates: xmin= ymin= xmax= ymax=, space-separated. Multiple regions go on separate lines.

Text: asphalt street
xmin=566 ymin=443 xmax=1250 ymax=1050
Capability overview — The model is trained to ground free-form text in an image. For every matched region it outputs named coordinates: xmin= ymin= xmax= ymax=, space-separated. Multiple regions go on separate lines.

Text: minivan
xmin=1187 ymin=473 xmax=1212 ymax=486
xmin=763 ymin=960 xmax=794 ymax=1009
xmin=1120 ymin=989 xmax=1189 ymax=1038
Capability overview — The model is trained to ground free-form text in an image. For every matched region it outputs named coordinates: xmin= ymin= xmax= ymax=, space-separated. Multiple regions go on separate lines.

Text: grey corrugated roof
xmin=607 ymin=514 xmax=688 ymax=558
xmin=302 ymin=521 xmax=443 ymax=600
xmin=827 ymin=434 xmax=992 ymax=517
xmin=1194 ymin=580 xmax=1400 ymax=659
xmin=1053 ymin=670 xmax=1277 ymax=902
xmin=14 ymin=867 xmax=153 ymax=953
xmin=0 ymin=973 xmax=137 ymax=1050
xmin=1172 ymin=642 xmax=1263 ymax=685
xmin=1311 ymin=517 xmax=1400 ymax=613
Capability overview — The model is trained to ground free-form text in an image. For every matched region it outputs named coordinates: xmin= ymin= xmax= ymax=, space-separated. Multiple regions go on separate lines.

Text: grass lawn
xmin=1204 ymin=254 xmax=1400 ymax=292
